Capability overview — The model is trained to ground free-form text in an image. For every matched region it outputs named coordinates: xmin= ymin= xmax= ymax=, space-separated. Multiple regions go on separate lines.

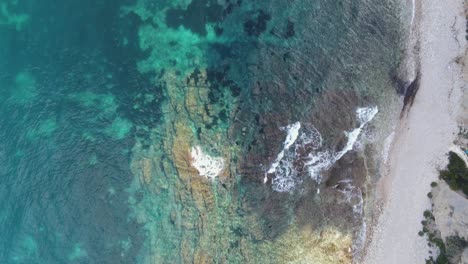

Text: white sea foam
xmin=266 ymin=106 xmax=378 ymax=192
xmin=269 ymin=123 xmax=325 ymax=191
xmin=298 ymin=123 xmax=323 ymax=148
xmin=336 ymin=129 xmax=362 ymax=161
xmin=356 ymin=106 xmax=379 ymax=125
xmin=304 ymin=150 xmax=333 ymax=183
xmin=265 ymin=122 xmax=301 ymax=183
xmin=191 ymin=146 xmax=224 ymax=179
xmin=283 ymin=122 xmax=301 ymax=149
xmin=271 ymin=156 xmax=302 ymax=192
xmin=306 ymin=106 xmax=378 ymax=183
xmin=335 ymin=107 xmax=378 ymax=161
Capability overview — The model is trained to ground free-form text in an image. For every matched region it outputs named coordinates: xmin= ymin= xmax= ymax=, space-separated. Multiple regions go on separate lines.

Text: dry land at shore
xmin=363 ymin=0 xmax=467 ymax=262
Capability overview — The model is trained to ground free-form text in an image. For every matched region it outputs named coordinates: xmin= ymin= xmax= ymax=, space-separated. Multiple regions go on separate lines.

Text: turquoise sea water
xmin=0 ymin=0 xmax=406 ymax=263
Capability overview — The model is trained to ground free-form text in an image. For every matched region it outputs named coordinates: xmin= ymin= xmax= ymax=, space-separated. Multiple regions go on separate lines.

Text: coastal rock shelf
xmin=124 ymin=0 xmax=406 ymax=262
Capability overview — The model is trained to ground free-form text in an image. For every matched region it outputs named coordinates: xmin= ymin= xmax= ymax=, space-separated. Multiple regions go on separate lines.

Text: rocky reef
xmin=122 ymin=0 xmax=407 ymax=262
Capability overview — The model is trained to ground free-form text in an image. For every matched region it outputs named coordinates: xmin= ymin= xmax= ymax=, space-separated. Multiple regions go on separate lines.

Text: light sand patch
xmin=363 ymin=0 xmax=466 ymax=262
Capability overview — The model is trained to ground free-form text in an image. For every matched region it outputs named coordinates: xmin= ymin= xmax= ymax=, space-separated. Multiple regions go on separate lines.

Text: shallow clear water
xmin=0 ymin=0 xmax=405 ymax=263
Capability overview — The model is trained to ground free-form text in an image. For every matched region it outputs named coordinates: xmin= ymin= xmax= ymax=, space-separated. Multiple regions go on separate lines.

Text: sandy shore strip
xmin=362 ymin=0 xmax=466 ymax=263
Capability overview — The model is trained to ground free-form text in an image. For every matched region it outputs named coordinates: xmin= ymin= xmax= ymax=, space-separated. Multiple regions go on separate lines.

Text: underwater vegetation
xmin=0 ymin=0 xmax=408 ymax=262
xmin=124 ymin=0 xmax=406 ymax=262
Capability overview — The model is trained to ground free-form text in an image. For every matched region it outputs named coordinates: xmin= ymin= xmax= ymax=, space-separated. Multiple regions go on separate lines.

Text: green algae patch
xmin=125 ymin=67 xmax=354 ymax=263
xmin=123 ymin=0 xmax=405 ymax=262
xmin=9 ymin=71 xmax=38 ymax=105
xmin=127 ymin=67 xmax=242 ymax=262
xmin=26 ymin=118 xmax=58 ymax=140
xmin=81 ymin=131 xmax=97 ymax=142
xmin=68 ymin=92 xmax=118 ymax=116
xmin=20 ymin=236 xmax=38 ymax=255
xmin=10 ymin=235 xmax=39 ymax=262
xmin=69 ymin=92 xmax=134 ymax=140
xmin=0 ymin=1 xmax=29 ymax=31
xmin=106 ymin=117 xmax=133 ymax=140
xmin=38 ymin=119 xmax=58 ymax=136
xmin=67 ymin=243 xmax=88 ymax=261
xmin=89 ymin=152 xmax=98 ymax=165
xmin=137 ymin=23 xmax=219 ymax=75
xmin=124 ymin=0 xmax=228 ymax=76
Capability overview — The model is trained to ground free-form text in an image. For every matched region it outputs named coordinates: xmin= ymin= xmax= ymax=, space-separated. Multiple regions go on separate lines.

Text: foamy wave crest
xmin=265 ymin=106 xmax=378 ymax=192
xmin=271 ymin=155 xmax=302 ymax=192
xmin=306 ymin=106 xmax=378 ymax=183
xmin=304 ymin=150 xmax=333 ymax=183
xmin=356 ymin=107 xmax=378 ymax=124
xmin=267 ymin=123 xmax=323 ymax=192
xmin=265 ymin=122 xmax=301 ymax=183
xmin=191 ymin=146 xmax=224 ymax=179
xmin=298 ymin=123 xmax=323 ymax=147
xmin=336 ymin=106 xmax=378 ymax=160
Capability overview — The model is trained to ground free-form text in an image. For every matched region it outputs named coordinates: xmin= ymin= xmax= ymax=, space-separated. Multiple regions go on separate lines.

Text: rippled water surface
xmin=0 ymin=0 xmax=406 ymax=263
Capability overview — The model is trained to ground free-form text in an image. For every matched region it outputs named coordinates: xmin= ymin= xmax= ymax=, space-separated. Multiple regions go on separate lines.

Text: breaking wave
xmin=265 ymin=122 xmax=301 ymax=183
xmin=267 ymin=123 xmax=323 ymax=192
xmin=266 ymin=106 xmax=378 ymax=192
